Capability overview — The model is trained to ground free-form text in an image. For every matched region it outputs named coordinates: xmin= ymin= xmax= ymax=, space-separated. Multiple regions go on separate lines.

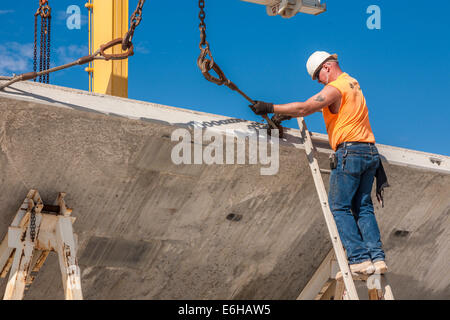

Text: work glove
xmin=249 ymin=101 xmax=274 ymax=116
xmin=267 ymin=114 xmax=291 ymax=139
xmin=271 ymin=114 xmax=292 ymax=124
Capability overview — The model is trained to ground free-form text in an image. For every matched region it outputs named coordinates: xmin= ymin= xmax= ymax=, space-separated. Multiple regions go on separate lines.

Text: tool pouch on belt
xmin=329 ymin=153 xmax=337 ymax=170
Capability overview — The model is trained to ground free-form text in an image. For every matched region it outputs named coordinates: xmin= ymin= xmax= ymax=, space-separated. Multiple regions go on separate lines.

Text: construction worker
xmin=250 ymin=51 xmax=388 ymax=276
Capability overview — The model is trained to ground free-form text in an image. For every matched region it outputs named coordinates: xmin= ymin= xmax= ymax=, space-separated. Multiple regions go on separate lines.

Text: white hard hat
xmin=306 ymin=51 xmax=338 ymax=80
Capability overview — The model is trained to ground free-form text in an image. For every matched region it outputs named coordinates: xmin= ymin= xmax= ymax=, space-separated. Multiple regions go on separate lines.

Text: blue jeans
xmin=328 ymin=143 xmax=385 ymax=264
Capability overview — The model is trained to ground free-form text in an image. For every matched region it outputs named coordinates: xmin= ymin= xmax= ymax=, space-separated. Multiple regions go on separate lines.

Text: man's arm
xmin=273 ymin=85 xmax=341 ymax=117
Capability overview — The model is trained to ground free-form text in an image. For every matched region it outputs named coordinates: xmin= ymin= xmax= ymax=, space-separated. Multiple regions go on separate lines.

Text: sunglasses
xmin=314 ymin=66 xmax=323 ymax=80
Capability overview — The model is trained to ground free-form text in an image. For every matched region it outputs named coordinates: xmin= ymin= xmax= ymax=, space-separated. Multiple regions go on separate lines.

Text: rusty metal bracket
xmin=0 ymin=190 xmax=82 ymax=300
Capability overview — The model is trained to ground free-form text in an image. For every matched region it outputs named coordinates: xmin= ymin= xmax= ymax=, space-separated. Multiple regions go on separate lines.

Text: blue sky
xmin=1 ymin=0 xmax=449 ymax=156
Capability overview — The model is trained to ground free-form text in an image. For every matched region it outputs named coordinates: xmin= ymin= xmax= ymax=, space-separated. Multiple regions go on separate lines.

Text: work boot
xmin=373 ymin=260 xmax=388 ymax=274
xmin=336 ymin=260 xmax=375 ymax=279
xmin=350 ymin=260 xmax=375 ymax=275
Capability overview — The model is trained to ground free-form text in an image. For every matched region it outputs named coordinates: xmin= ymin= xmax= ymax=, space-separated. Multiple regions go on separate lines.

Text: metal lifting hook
xmin=196 ymin=0 xmax=280 ymax=134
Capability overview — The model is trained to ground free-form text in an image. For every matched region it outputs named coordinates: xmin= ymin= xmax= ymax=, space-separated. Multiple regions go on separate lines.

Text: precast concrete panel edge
xmin=0 ymin=80 xmax=449 ymax=174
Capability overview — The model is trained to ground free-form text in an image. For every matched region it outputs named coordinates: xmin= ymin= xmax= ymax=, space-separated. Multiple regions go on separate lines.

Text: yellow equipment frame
xmin=85 ymin=0 xmax=129 ymax=98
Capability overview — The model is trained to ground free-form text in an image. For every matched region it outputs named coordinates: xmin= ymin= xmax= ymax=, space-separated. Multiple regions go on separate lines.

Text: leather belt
xmin=336 ymin=141 xmax=375 ymax=150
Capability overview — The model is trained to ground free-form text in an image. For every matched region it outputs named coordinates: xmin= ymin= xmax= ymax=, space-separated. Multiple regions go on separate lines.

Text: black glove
xmin=267 ymin=114 xmax=291 ymax=139
xmin=249 ymin=101 xmax=274 ymax=116
xmin=271 ymin=114 xmax=292 ymax=124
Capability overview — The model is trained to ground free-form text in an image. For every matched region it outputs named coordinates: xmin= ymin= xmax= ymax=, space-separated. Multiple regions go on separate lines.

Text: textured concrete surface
xmin=0 ymin=81 xmax=449 ymax=300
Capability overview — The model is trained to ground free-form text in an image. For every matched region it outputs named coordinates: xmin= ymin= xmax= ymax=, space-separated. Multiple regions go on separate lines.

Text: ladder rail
xmin=297 ymin=117 xmax=359 ymax=300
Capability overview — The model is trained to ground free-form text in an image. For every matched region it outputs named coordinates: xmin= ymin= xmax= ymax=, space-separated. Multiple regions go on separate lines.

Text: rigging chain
xmin=122 ymin=0 xmax=146 ymax=50
xmin=0 ymin=39 xmax=134 ymax=90
xmin=197 ymin=0 xmax=279 ymax=132
xmin=34 ymin=0 xmax=52 ymax=84
xmin=46 ymin=11 xmax=51 ymax=83
xmin=0 ymin=0 xmax=149 ymax=90
xmin=33 ymin=11 xmax=38 ymax=77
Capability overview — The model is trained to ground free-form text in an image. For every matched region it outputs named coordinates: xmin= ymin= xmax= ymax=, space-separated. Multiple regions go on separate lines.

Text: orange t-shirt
xmin=323 ymin=72 xmax=375 ymax=151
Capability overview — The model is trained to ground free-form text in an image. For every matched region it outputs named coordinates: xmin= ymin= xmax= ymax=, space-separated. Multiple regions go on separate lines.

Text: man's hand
xmin=249 ymin=101 xmax=274 ymax=116
xmin=271 ymin=114 xmax=292 ymax=124
xmin=268 ymin=113 xmax=292 ymax=139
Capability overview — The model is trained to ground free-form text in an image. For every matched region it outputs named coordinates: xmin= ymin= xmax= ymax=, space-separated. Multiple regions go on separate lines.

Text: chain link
xmin=30 ymin=206 xmax=36 ymax=242
xmin=43 ymin=18 xmax=47 ymax=83
xmin=197 ymin=0 xmax=215 ymax=74
xmin=1 ymin=1 xmax=138 ymax=91
xmin=122 ymin=0 xmax=146 ymax=50
xmin=33 ymin=14 xmax=38 ymax=81
xmin=196 ymin=0 xmax=246 ymax=89
xmin=196 ymin=0 xmax=278 ymax=132
xmin=34 ymin=0 xmax=51 ymax=84
xmin=46 ymin=15 xmax=51 ymax=83
xmin=198 ymin=0 xmax=207 ymax=45
xmin=39 ymin=14 xmax=43 ymax=82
